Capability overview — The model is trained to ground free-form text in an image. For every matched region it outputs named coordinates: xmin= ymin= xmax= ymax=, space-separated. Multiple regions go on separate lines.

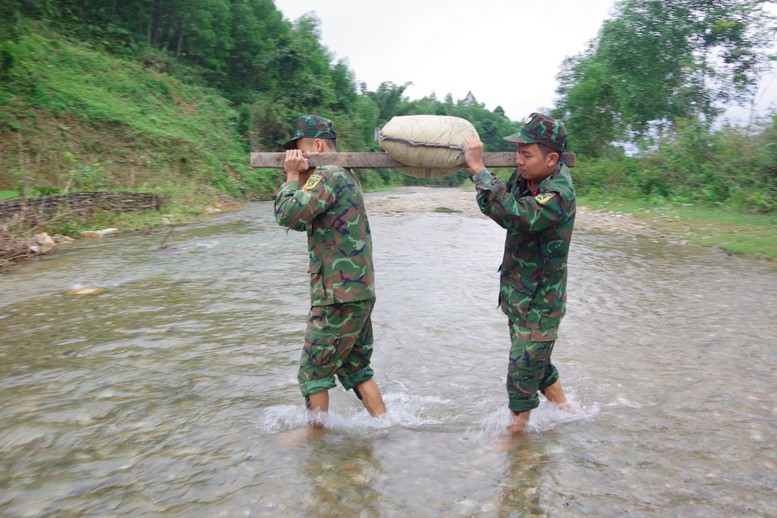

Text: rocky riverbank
xmin=0 ymin=231 xmax=76 ymax=267
xmin=366 ymin=186 xmax=682 ymax=243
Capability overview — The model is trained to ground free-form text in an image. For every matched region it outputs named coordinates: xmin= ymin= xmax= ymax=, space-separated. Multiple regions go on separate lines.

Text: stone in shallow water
xmin=67 ymin=287 xmax=106 ymax=296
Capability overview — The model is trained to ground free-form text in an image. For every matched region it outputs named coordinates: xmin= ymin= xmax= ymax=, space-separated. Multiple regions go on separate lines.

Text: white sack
xmin=377 ymin=115 xmax=479 ymax=169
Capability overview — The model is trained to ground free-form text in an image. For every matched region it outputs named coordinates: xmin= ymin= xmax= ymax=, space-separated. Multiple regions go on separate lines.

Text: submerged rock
xmin=67 ymin=287 xmax=106 ymax=296
xmin=30 ymin=232 xmax=57 ymax=253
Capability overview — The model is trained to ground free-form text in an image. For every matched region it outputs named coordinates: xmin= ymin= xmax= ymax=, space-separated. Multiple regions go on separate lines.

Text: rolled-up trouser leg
xmin=298 ymin=300 xmax=376 ymax=398
xmin=506 ymin=322 xmax=559 ymax=414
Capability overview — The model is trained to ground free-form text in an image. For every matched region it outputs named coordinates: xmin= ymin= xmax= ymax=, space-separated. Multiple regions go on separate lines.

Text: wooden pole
xmin=250 ymin=152 xmax=576 ymax=170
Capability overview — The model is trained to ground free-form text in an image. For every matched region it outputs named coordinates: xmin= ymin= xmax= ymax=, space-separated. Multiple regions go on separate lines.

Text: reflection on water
xmin=1 ymin=192 xmax=776 ymax=517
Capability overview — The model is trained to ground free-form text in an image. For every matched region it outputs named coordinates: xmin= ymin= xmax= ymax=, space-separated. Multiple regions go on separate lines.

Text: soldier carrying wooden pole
xmin=250 ymin=115 xmax=574 ymax=177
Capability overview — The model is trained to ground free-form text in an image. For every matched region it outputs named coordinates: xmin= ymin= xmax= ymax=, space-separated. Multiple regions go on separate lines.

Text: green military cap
xmin=504 ymin=112 xmax=568 ymax=152
xmin=282 ymin=115 xmax=337 ymax=150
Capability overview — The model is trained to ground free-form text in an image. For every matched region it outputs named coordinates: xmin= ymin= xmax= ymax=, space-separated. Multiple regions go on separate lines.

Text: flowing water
xmin=1 ymin=190 xmax=775 ymax=517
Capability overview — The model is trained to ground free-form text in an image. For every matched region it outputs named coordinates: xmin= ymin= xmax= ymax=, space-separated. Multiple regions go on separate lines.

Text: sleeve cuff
xmin=471 ymin=169 xmax=494 ymax=190
xmin=284 ymin=180 xmax=300 ymax=190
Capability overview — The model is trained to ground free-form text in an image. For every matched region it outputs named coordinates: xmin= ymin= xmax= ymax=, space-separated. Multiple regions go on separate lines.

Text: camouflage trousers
xmin=506 ymin=321 xmax=560 ymax=414
xmin=298 ymin=299 xmax=376 ymax=398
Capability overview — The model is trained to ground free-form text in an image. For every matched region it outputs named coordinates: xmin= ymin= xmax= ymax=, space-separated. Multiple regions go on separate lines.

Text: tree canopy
xmin=554 ymin=0 xmax=775 ymax=157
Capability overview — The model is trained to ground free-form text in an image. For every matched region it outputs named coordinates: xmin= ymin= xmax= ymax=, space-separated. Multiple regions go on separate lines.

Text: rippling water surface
xmin=1 ymin=191 xmax=776 ymax=517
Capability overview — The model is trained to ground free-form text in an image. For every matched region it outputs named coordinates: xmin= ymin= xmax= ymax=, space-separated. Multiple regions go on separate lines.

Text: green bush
xmin=572 ymin=114 xmax=777 ymax=214
xmin=59 ymin=152 xmax=108 ymax=192
xmin=571 ymin=156 xmax=633 ymax=196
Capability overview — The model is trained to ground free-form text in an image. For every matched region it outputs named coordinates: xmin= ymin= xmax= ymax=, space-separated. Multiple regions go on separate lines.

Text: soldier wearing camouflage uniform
xmin=462 ymin=113 xmax=576 ymax=433
xmin=275 ymin=115 xmax=386 ymax=421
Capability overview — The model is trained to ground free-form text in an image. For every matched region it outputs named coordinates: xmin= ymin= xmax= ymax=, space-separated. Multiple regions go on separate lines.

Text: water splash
xmin=527 ymin=397 xmax=599 ymax=432
xmin=464 ymin=395 xmax=600 ymax=442
xmin=254 ymin=391 xmax=453 ymax=436
xmin=607 ymin=397 xmax=641 ymax=408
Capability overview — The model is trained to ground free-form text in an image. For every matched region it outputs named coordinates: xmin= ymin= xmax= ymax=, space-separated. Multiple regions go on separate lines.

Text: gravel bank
xmin=366 ymin=186 xmax=681 ymax=243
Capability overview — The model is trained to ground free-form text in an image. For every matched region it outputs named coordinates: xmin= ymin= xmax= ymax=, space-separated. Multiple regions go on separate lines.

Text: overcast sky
xmin=272 ymin=0 xmax=776 ymax=124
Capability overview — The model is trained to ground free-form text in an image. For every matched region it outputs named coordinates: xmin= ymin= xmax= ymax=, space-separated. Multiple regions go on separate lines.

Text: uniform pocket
xmin=309 ymin=256 xmax=326 ymax=300
xmin=309 ymin=256 xmax=323 ymax=274
xmin=502 ymin=275 xmax=537 ymax=316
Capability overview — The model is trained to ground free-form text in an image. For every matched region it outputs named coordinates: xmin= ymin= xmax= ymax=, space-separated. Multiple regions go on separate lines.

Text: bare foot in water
xmin=556 ymin=401 xmax=579 ymax=415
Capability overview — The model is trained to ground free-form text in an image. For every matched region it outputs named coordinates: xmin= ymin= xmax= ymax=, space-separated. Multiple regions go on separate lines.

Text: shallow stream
xmin=1 ymin=190 xmax=775 ymax=516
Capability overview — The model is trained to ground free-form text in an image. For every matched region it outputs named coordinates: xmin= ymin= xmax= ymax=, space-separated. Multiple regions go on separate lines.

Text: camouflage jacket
xmin=472 ymin=164 xmax=576 ymax=339
xmin=275 ymin=165 xmax=375 ymax=306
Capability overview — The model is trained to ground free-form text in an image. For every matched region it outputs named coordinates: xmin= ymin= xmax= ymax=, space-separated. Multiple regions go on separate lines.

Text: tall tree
xmin=556 ymin=0 xmax=775 ymax=155
xmin=268 ymin=13 xmax=337 ymax=111
xmin=363 ymin=81 xmax=413 ymax=124
xmin=554 ymin=49 xmax=621 ymax=157
xmin=225 ymin=0 xmax=287 ymax=98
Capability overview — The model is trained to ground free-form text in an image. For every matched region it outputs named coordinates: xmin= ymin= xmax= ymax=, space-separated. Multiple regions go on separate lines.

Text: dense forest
xmin=0 ymin=0 xmax=775 ymax=213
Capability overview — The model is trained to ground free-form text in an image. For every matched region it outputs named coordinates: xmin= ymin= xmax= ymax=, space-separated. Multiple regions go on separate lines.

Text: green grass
xmin=10 ymin=31 xmax=232 ymax=144
xmin=0 ymin=26 xmax=272 ymax=199
xmin=0 ymin=191 xmax=18 ymax=200
xmin=580 ymin=196 xmax=777 ymax=260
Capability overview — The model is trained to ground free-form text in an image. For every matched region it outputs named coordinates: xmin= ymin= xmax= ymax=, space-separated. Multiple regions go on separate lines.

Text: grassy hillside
xmin=0 ymin=25 xmax=279 ymax=209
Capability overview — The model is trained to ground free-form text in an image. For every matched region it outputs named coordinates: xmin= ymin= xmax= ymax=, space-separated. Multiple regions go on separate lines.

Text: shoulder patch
xmin=303 ymin=174 xmax=323 ymax=191
xmin=535 ymin=192 xmax=556 ymax=205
